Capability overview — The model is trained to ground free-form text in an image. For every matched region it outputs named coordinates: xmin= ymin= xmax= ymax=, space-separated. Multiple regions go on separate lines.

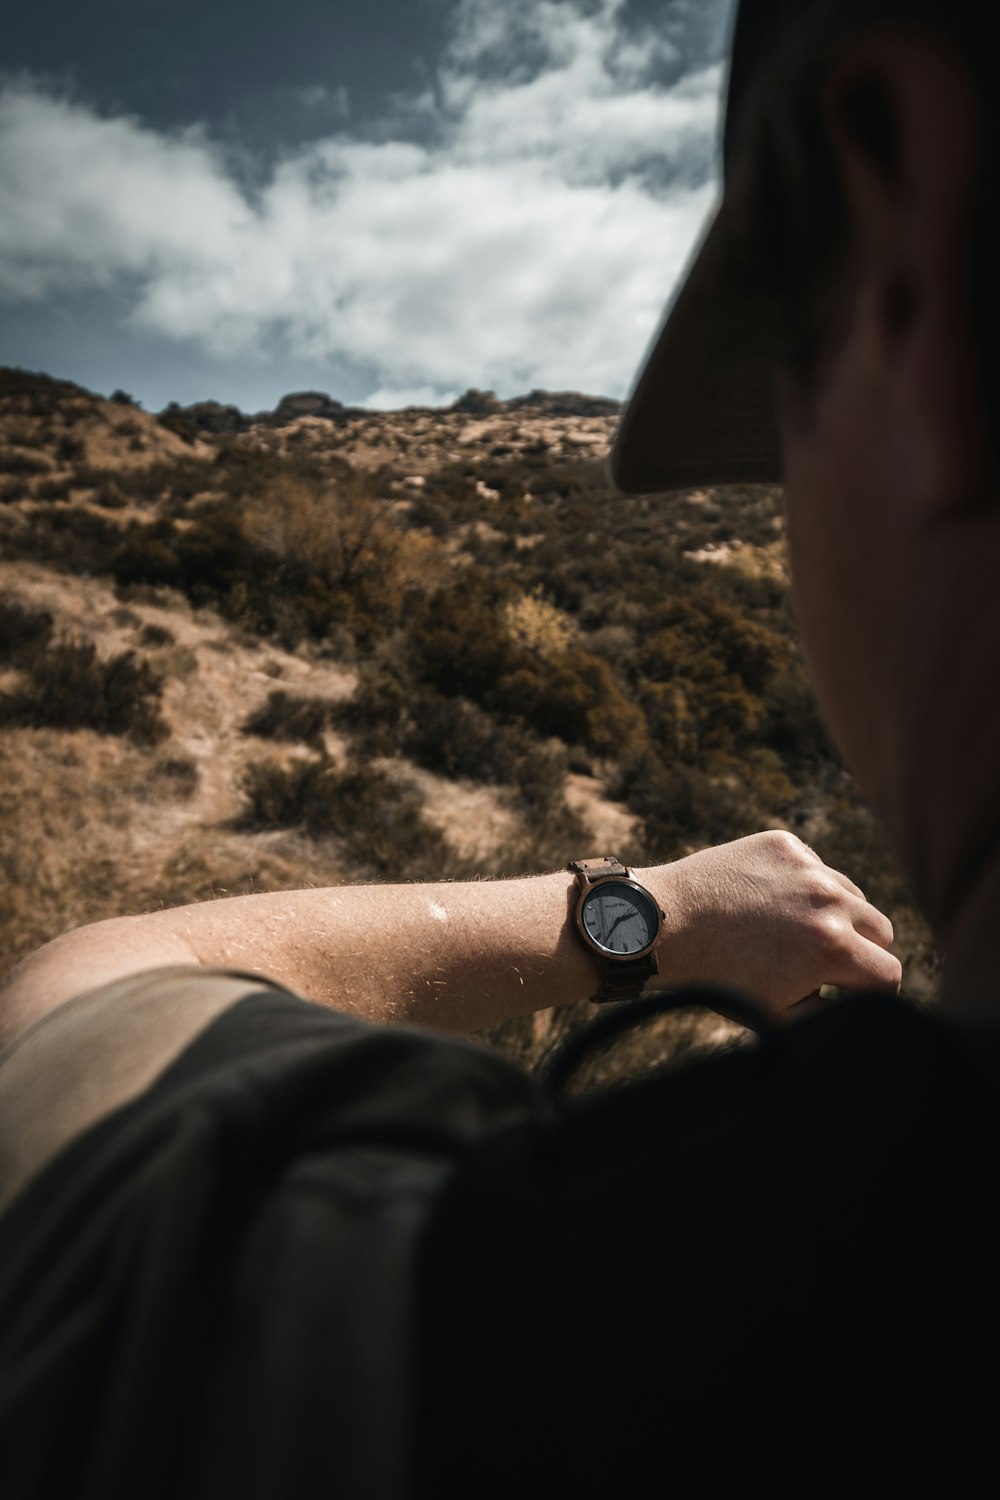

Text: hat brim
xmin=608 ymin=196 xmax=782 ymax=495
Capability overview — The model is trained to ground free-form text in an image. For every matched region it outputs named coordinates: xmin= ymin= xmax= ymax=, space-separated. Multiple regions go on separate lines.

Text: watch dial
xmin=582 ymin=882 xmax=658 ymax=956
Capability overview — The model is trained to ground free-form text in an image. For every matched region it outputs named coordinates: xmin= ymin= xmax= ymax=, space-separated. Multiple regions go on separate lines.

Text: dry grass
xmin=0 ymin=557 xmax=645 ymax=1071
xmin=0 ymin=598 xmax=714 ymax=1074
xmin=0 ymin=370 xmax=939 ymax=1077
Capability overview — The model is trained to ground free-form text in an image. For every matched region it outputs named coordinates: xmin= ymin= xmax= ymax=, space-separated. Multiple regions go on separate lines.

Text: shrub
xmin=3 ymin=503 xmax=122 ymax=573
xmin=402 ymin=689 xmax=527 ymax=782
xmin=139 ymin=622 xmax=176 ymax=648
xmin=93 ymin=484 xmax=128 ymax=509
xmin=34 ymin=477 xmax=73 ymax=502
xmin=332 ymin=667 xmax=411 ymax=756
xmin=0 ymin=598 xmax=54 ymax=667
xmin=157 ymin=410 xmax=198 ymax=444
xmin=151 ymin=756 xmax=199 ymax=800
xmin=488 ymin=649 xmax=647 ymax=756
xmin=0 ymin=450 xmax=49 ymax=476
xmin=239 ymin=757 xmax=450 ymax=877
xmin=241 ymin=690 xmax=330 ymax=746
xmin=55 ymin=433 xmax=85 ymax=463
xmin=109 ymin=475 xmax=446 ymax=649
xmin=0 ymin=637 xmax=169 ymax=746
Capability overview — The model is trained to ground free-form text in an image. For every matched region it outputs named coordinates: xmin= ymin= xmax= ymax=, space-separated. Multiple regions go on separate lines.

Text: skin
xmin=775 ymin=23 xmax=1000 ymax=1016
xmin=0 ymin=830 xmax=898 ymax=1051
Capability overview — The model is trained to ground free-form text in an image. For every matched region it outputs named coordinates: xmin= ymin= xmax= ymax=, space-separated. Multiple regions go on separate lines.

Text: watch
xmin=568 ymin=856 xmax=665 ymax=1004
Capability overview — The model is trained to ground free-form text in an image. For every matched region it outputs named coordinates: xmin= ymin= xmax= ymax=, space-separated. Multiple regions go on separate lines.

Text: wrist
xmin=630 ymin=862 xmax=701 ymax=989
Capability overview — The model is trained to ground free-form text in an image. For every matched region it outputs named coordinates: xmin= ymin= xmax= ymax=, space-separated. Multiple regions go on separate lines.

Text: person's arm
xmin=0 ymin=830 xmax=901 ymax=1045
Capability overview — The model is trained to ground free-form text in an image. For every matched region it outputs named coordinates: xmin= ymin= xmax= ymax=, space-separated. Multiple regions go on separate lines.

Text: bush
xmin=0 ymin=598 xmax=54 ymax=667
xmin=0 ymin=450 xmax=49 ymax=476
xmin=93 ymin=484 xmax=128 ymax=509
xmin=406 ymin=583 xmax=646 ymax=756
xmin=402 ymin=689 xmax=531 ymax=783
xmin=139 ymin=622 xmax=176 ymax=648
xmin=239 ymin=757 xmax=451 ymax=877
xmin=34 ymin=477 xmax=73 ymax=502
xmin=55 ymin=433 xmax=85 ymax=463
xmin=157 ymin=410 xmax=198 ymax=444
xmin=150 ymin=756 xmax=200 ymax=800
xmin=241 ymin=690 xmax=330 ymax=746
xmin=109 ymin=474 xmax=445 ymax=648
xmin=607 ymin=745 xmax=795 ymax=859
xmin=0 ymin=637 xmax=169 ymax=746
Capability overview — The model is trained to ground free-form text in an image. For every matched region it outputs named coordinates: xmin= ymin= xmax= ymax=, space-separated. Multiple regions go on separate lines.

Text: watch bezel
xmin=572 ymin=876 xmax=663 ymax=964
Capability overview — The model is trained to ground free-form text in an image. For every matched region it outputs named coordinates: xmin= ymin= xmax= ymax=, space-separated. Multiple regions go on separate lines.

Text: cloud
xmin=362 ymin=384 xmax=460 ymax=411
xmin=294 ymin=84 xmax=351 ymax=117
xmin=0 ymin=0 xmax=724 ymax=402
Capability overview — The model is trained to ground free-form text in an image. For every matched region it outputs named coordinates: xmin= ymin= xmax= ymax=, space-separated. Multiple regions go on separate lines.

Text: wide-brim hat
xmin=608 ymin=0 xmax=859 ymax=495
xmin=608 ymin=197 xmax=781 ymax=493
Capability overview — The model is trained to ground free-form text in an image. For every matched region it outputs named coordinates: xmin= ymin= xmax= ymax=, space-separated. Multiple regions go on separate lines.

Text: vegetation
xmin=0 ymin=630 xmax=169 ymax=747
xmin=242 ymin=690 xmax=331 ymax=746
xmin=0 ymin=366 xmax=939 ymax=1076
xmin=239 ymin=757 xmax=454 ymax=880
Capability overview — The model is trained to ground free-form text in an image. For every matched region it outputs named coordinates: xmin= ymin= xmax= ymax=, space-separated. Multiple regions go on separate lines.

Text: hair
xmin=722 ymin=4 xmax=1000 ymax=424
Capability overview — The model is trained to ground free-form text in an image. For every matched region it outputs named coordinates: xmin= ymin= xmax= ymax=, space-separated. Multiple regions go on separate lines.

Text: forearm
xmin=0 ymin=868 xmax=628 ymax=1038
xmin=0 ymin=831 xmax=904 ymax=1048
xmin=123 ymin=872 xmax=605 ymax=1030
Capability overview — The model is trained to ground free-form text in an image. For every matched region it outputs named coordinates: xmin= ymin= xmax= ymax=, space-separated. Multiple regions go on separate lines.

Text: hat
xmin=608 ymin=0 xmax=850 ymax=494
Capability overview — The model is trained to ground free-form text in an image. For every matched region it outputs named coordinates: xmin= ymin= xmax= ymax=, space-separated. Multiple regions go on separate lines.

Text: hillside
xmin=0 ymin=366 xmax=937 ymax=1082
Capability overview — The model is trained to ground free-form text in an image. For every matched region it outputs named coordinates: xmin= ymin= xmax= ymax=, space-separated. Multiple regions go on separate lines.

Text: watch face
xmin=580 ymin=881 xmax=659 ymax=957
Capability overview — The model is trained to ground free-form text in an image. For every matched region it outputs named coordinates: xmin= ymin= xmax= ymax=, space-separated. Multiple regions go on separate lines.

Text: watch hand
xmin=604 ymin=913 xmax=633 ymax=940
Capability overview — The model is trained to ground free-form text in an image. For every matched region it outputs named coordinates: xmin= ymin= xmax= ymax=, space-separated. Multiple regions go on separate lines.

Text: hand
xmin=641 ymin=830 xmax=902 ymax=1019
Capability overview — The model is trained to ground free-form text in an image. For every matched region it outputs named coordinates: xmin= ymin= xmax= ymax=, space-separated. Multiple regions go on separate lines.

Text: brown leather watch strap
xmin=568 ymin=856 xmax=630 ymax=883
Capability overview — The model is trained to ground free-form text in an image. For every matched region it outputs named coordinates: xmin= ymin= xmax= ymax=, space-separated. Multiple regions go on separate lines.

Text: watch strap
xmin=568 ymin=856 xmax=631 ymax=884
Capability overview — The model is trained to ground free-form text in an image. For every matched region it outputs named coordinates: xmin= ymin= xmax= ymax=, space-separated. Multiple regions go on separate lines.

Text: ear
xmin=823 ymin=24 xmax=979 ymax=339
xmin=818 ymin=23 xmax=990 ymax=499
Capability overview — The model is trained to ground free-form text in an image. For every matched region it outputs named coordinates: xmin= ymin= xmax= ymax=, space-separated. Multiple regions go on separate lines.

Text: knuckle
xmin=762 ymin=828 xmax=804 ymax=859
xmin=810 ymin=913 xmax=847 ymax=958
xmin=808 ymin=873 xmax=844 ymax=911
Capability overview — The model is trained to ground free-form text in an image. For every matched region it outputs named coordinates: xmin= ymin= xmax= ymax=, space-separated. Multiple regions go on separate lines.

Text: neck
xmin=938 ymin=840 xmax=1000 ymax=1020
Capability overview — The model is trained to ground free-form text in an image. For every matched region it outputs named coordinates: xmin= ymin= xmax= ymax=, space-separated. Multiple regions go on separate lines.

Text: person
xmin=415 ymin=0 xmax=1000 ymax=1495
xmin=0 ymin=0 xmax=994 ymax=1493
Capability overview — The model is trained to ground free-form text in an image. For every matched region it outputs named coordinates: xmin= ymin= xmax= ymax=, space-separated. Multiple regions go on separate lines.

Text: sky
xmin=0 ymin=0 xmax=736 ymax=413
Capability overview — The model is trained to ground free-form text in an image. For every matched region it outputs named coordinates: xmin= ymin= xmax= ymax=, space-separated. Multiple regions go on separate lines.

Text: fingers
xmin=848 ymin=896 xmax=894 ymax=950
xmin=823 ymin=932 xmax=903 ymax=995
xmin=822 ymin=866 xmax=868 ymax=902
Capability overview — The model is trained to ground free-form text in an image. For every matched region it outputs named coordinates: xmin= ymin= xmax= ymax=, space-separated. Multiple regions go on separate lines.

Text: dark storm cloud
xmin=0 ymin=0 xmax=736 ymax=409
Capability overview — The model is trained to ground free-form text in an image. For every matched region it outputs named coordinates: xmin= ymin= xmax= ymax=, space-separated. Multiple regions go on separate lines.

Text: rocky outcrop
xmin=159 ymin=400 xmax=250 ymax=435
xmin=505 ymin=390 xmax=621 ymax=417
xmin=450 ymin=388 xmax=619 ymax=418
xmin=450 ymin=389 xmax=505 ymax=415
xmin=157 ymin=385 xmax=620 ymax=434
xmin=270 ymin=391 xmax=348 ymax=424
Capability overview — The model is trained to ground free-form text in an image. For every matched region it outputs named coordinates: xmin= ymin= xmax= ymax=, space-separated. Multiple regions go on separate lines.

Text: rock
xmin=270 ymin=391 xmax=346 ymax=424
xmin=505 ymin=390 xmax=621 ymax=418
xmin=451 ymin=389 xmax=504 ymax=415
xmin=160 ymin=400 xmax=250 ymax=435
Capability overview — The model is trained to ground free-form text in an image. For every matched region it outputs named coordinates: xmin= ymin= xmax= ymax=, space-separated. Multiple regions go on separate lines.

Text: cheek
xmin=784 ymin=475 xmax=895 ymax=770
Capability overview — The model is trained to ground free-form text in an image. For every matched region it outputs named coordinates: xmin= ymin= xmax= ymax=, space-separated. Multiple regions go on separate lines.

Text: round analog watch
xmin=568 ymin=857 xmax=665 ymax=1003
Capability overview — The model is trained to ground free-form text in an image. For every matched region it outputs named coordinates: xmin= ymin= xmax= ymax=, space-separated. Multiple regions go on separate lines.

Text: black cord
xmin=532 ymin=982 xmax=774 ymax=1135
